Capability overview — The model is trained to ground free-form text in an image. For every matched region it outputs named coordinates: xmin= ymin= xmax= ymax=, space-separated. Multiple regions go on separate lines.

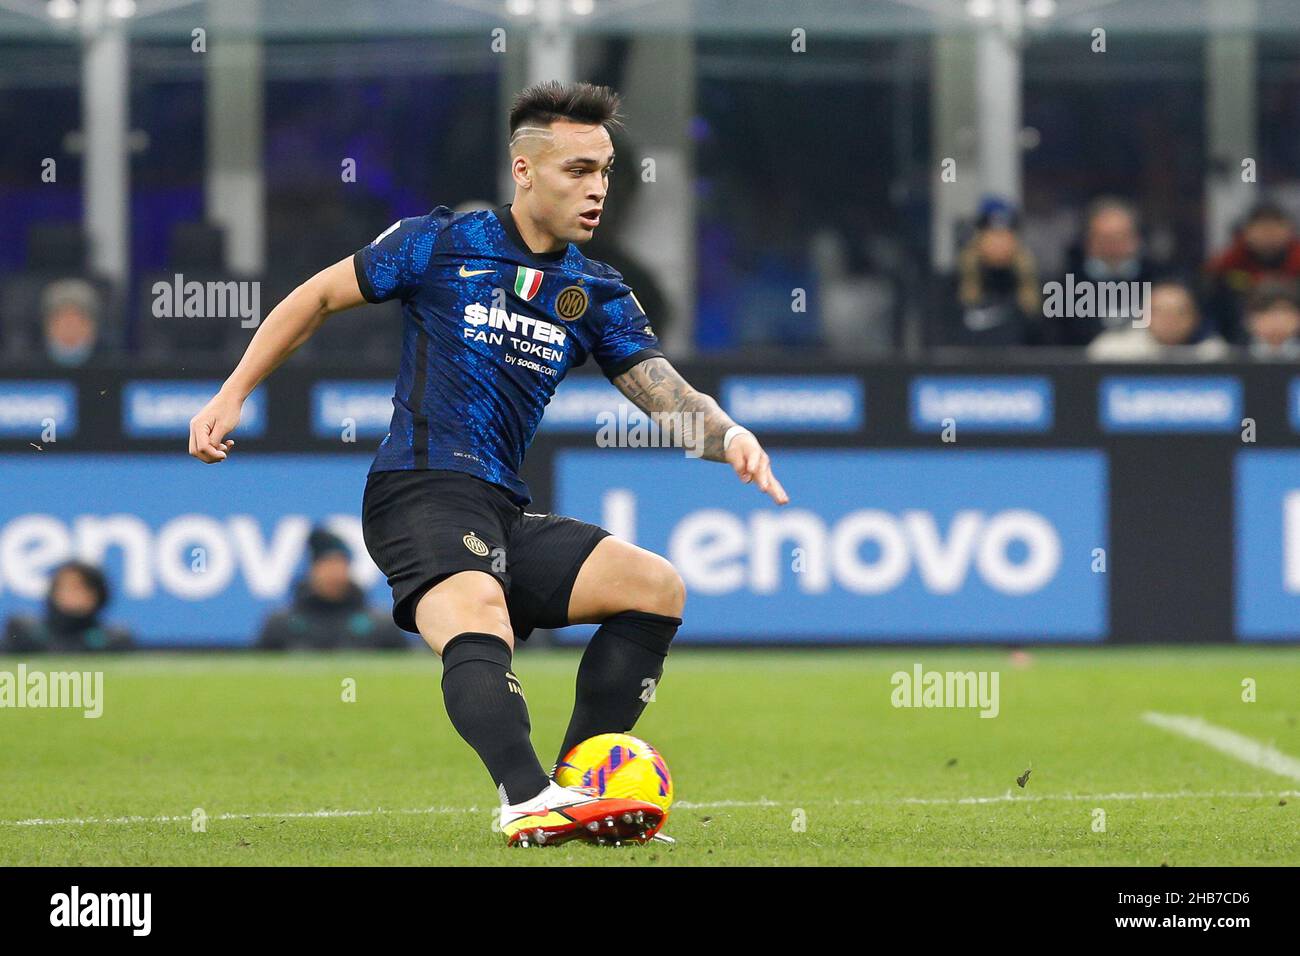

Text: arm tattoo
xmin=611 ymin=357 xmax=737 ymax=461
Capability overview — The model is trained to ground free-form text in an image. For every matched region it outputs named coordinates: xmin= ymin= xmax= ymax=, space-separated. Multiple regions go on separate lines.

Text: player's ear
xmin=511 ymin=154 xmax=532 ymax=189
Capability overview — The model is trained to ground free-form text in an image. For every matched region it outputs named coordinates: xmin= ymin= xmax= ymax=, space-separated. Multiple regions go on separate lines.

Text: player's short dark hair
xmin=509 ymin=81 xmax=624 ymax=138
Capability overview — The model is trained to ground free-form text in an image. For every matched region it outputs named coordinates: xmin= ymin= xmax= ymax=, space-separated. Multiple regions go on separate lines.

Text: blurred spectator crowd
xmin=936 ymin=195 xmax=1300 ymax=360
xmin=0 ymin=208 xmax=406 ymax=368
xmin=3 ymin=194 xmax=1300 ymax=363
xmin=1 ymin=526 xmax=411 ymax=654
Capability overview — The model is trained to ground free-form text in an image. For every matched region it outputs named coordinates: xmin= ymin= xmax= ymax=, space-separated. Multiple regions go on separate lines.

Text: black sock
xmin=555 ymin=611 xmax=681 ymax=771
xmin=440 ymin=632 xmax=549 ymax=805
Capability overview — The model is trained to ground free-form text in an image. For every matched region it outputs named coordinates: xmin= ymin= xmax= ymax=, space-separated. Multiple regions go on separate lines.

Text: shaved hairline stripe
xmin=509 ymin=125 xmax=556 ymax=145
xmin=509 ymin=124 xmax=616 ymax=154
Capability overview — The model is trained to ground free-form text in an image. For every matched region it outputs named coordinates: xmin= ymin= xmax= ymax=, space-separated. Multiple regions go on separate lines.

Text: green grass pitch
xmin=2 ymin=647 xmax=1298 ymax=866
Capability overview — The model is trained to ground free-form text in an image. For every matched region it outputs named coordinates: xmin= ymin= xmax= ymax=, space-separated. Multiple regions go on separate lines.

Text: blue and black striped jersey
xmin=353 ymin=203 xmax=663 ymax=505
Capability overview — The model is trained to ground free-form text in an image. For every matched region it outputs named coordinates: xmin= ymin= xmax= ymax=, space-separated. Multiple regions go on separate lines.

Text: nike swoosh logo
xmin=459 ymin=265 xmax=494 ymax=277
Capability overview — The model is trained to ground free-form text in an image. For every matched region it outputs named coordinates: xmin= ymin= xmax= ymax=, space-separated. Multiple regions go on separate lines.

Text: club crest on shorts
xmin=556 ymin=284 xmax=589 ymax=320
xmin=462 ymin=532 xmax=490 ymax=557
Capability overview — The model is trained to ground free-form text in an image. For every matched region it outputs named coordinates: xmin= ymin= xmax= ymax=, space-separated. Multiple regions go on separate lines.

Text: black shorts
xmin=361 ymin=468 xmax=610 ymax=640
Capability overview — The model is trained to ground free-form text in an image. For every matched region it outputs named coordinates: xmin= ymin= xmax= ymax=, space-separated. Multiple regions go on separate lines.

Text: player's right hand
xmin=188 ymin=391 xmax=242 ymax=463
xmin=726 ymin=431 xmax=790 ymax=506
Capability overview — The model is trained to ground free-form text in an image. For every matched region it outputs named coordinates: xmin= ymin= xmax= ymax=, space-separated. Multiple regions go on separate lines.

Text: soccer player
xmin=188 ymin=81 xmax=788 ymax=846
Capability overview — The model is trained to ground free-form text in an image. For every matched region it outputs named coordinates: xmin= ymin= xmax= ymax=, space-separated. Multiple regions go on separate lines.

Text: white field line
xmin=4 ymin=790 xmax=1298 ymax=828
xmin=1142 ymin=712 xmax=1300 ymax=783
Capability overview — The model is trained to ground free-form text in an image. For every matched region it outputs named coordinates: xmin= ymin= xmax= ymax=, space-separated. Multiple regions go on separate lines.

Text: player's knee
xmin=424 ymin=610 xmax=513 ymax=655
xmin=638 ymin=553 xmax=685 ymax=619
xmin=468 ymin=603 xmax=512 ymax=641
xmin=416 ymin=571 xmax=513 ymax=651
xmin=458 ymin=587 xmax=512 ymax=638
xmin=665 ymin=567 xmax=686 ymax=619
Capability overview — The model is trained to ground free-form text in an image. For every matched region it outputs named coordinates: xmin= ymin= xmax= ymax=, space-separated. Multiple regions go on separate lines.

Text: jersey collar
xmin=493 ymin=203 xmax=569 ymax=265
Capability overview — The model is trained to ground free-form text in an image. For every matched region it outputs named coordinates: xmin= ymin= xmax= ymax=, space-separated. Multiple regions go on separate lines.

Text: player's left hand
xmin=726 ymin=431 xmax=789 ymax=505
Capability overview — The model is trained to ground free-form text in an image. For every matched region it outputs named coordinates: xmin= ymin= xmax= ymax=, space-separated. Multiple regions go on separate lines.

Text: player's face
xmin=532 ymin=120 xmax=614 ymax=244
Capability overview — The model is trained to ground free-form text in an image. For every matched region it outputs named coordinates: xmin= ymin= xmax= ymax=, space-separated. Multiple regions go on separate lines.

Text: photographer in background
xmin=3 ymin=560 xmax=135 ymax=653
xmin=256 ymin=527 xmax=410 ymax=651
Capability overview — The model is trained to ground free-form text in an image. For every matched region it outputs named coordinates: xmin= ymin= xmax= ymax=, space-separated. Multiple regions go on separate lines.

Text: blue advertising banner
xmin=1099 ymin=376 xmax=1241 ymax=433
xmin=909 ymin=376 xmax=1053 ymax=433
xmin=721 ymin=376 xmax=863 ymax=431
xmin=1236 ymin=451 xmax=1300 ymax=640
xmin=0 ymin=455 xmax=384 ymax=646
xmin=0 ymin=381 xmax=76 ymax=439
xmin=311 ymin=381 xmax=393 ymax=439
xmin=555 ymin=449 xmax=1108 ymax=642
xmin=123 ymin=381 xmax=267 ymax=438
xmin=537 ymin=376 xmax=646 ymax=434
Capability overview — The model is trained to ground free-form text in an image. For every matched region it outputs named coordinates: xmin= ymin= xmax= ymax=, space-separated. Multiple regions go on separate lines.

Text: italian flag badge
xmin=514 ymin=266 xmax=544 ymax=301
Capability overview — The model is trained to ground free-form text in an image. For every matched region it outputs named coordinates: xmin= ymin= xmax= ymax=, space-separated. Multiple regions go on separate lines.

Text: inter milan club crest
xmin=556 ymin=284 xmax=590 ymax=320
xmin=462 ymin=532 xmax=490 ymax=557
xmin=514 ymin=266 xmax=544 ymax=302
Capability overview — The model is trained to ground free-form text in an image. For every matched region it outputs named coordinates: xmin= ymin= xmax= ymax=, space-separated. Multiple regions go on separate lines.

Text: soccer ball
xmin=555 ymin=733 xmax=674 ymax=814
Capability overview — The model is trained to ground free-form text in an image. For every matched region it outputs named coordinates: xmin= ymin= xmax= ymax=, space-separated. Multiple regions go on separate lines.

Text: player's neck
xmin=508 ymin=202 xmax=566 ymax=256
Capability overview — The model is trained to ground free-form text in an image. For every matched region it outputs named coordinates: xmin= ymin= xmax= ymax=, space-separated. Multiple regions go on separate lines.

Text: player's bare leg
xmin=415 ymin=569 xmax=662 ymax=846
xmin=565 ymin=536 xmax=687 ymax=624
xmin=553 ymin=536 xmax=685 ymax=770
xmin=412 ymin=569 xmax=514 ymax=655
